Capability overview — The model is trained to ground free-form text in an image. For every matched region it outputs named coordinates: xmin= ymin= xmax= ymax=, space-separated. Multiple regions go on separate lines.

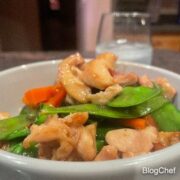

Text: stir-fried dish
xmin=0 ymin=52 xmax=180 ymax=161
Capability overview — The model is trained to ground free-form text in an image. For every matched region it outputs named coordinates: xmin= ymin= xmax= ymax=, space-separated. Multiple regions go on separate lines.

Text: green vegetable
xmin=20 ymin=106 xmax=39 ymax=121
xmin=7 ymin=142 xmax=38 ymax=157
xmin=127 ymin=95 xmax=169 ymax=117
xmin=96 ymin=126 xmax=114 ymax=152
xmin=96 ymin=126 xmax=115 ymax=140
xmin=152 ymin=103 xmax=180 ymax=131
xmin=96 ymin=139 xmax=105 ymax=152
xmin=34 ymin=114 xmax=49 ymax=125
xmin=0 ymin=106 xmax=39 ymax=141
xmin=40 ymin=95 xmax=168 ymax=119
xmin=0 ymin=115 xmax=31 ymax=141
xmin=108 ymin=86 xmax=161 ymax=107
xmin=40 ymin=104 xmax=131 ymax=118
xmin=5 ymin=128 xmax=30 ymax=140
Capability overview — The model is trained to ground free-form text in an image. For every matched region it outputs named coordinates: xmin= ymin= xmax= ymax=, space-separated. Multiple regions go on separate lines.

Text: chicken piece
xmin=0 ymin=112 xmax=10 ymax=120
xmin=77 ymin=124 xmax=97 ymax=161
xmin=106 ymin=126 xmax=158 ymax=158
xmin=139 ymin=75 xmax=153 ymax=88
xmin=155 ymin=77 xmax=176 ymax=100
xmin=64 ymin=94 xmax=76 ymax=105
xmin=113 ymin=72 xmax=138 ymax=86
xmin=153 ymin=132 xmax=180 ymax=151
xmin=81 ymin=53 xmax=117 ymax=90
xmin=58 ymin=53 xmax=91 ymax=103
xmin=39 ymin=140 xmax=59 ymax=159
xmin=95 ymin=145 xmax=119 ymax=161
xmin=87 ymin=84 xmax=122 ymax=105
xmin=23 ymin=113 xmax=89 ymax=148
xmin=66 ymin=150 xmax=83 ymax=161
xmin=63 ymin=112 xmax=88 ymax=127
xmin=23 ymin=113 xmax=96 ymax=161
xmin=38 ymin=129 xmax=81 ymax=160
xmin=23 ymin=115 xmax=72 ymax=149
xmin=52 ymin=140 xmax=74 ymax=160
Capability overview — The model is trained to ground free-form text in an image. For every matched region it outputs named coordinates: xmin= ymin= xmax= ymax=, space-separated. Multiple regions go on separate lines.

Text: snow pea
xmin=96 ymin=126 xmax=116 ymax=140
xmin=127 ymin=95 xmax=169 ymax=117
xmin=41 ymin=95 xmax=168 ymax=119
xmin=108 ymin=86 xmax=161 ymax=107
xmin=20 ymin=106 xmax=39 ymax=121
xmin=0 ymin=105 xmax=39 ymax=141
xmin=152 ymin=103 xmax=180 ymax=131
xmin=96 ymin=139 xmax=105 ymax=152
xmin=34 ymin=114 xmax=49 ymax=125
xmin=5 ymin=128 xmax=30 ymax=140
xmin=40 ymin=104 xmax=132 ymax=118
xmin=7 ymin=142 xmax=38 ymax=157
xmin=96 ymin=126 xmax=114 ymax=152
xmin=0 ymin=115 xmax=31 ymax=141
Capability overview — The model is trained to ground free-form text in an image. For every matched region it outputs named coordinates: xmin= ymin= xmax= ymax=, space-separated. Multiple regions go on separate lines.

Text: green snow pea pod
xmin=152 ymin=103 xmax=180 ymax=131
xmin=96 ymin=126 xmax=117 ymax=140
xmin=7 ymin=142 xmax=38 ymax=157
xmin=20 ymin=106 xmax=39 ymax=121
xmin=108 ymin=86 xmax=161 ymax=107
xmin=0 ymin=106 xmax=39 ymax=141
xmin=40 ymin=104 xmax=132 ymax=118
xmin=127 ymin=95 xmax=169 ymax=117
xmin=34 ymin=114 xmax=49 ymax=125
xmin=40 ymin=95 xmax=168 ymax=119
xmin=96 ymin=139 xmax=106 ymax=152
xmin=0 ymin=115 xmax=31 ymax=141
xmin=96 ymin=126 xmax=117 ymax=152
xmin=5 ymin=127 xmax=30 ymax=140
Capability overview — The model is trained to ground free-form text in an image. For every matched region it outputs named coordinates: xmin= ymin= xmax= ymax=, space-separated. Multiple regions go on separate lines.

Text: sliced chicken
xmin=113 ymin=72 xmax=138 ymax=86
xmin=139 ymin=75 xmax=153 ymax=88
xmin=87 ymin=84 xmax=122 ymax=105
xmin=39 ymin=140 xmax=60 ymax=159
xmin=52 ymin=140 xmax=74 ymax=160
xmin=95 ymin=145 xmax=119 ymax=161
xmin=81 ymin=53 xmax=117 ymax=90
xmin=153 ymin=132 xmax=180 ymax=151
xmin=23 ymin=115 xmax=72 ymax=149
xmin=58 ymin=53 xmax=91 ymax=103
xmin=77 ymin=124 xmax=97 ymax=161
xmin=106 ymin=126 xmax=158 ymax=158
xmin=62 ymin=112 xmax=88 ymax=127
xmin=23 ymin=113 xmax=90 ymax=161
xmin=155 ymin=77 xmax=176 ymax=100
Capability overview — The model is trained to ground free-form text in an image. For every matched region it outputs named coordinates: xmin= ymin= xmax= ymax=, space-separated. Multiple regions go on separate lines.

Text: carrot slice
xmin=121 ymin=115 xmax=157 ymax=129
xmin=23 ymin=84 xmax=66 ymax=107
xmin=121 ymin=118 xmax=147 ymax=129
xmin=46 ymin=85 xmax=66 ymax=107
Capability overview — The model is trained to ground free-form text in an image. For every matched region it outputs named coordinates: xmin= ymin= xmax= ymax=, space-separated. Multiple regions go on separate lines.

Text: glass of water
xmin=96 ymin=12 xmax=153 ymax=65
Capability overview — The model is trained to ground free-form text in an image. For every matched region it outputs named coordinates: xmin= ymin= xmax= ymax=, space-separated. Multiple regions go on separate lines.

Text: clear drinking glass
xmin=96 ymin=12 xmax=153 ymax=65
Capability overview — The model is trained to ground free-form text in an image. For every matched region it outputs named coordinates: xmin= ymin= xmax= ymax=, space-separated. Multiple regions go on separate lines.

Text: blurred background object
xmin=76 ymin=0 xmax=112 ymax=53
xmin=0 ymin=0 xmax=41 ymax=51
xmin=96 ymin=12 xmax=153 ymax=64
xmin=0 ymin=0 xmax=179 ymax=52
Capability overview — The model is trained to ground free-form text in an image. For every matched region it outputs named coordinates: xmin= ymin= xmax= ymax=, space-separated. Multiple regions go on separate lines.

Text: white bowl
xmin=0 ymin=61 xmax=179 ymax=180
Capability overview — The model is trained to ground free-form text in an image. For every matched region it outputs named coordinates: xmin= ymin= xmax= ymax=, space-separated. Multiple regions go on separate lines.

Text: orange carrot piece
xmin=23 ymin=84 xmax=66 ymax=107
xmin=46 ymin=85 xmax=66 ymax=107
xmin=121 ymin=118 xmax=147 ymax=129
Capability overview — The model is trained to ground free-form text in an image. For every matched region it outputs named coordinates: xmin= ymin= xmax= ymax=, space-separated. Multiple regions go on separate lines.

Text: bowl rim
xmin=0 ymin=59 xmax=179 ymax=79
xmin=0 ymin=60 xmax=180 ymax=175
